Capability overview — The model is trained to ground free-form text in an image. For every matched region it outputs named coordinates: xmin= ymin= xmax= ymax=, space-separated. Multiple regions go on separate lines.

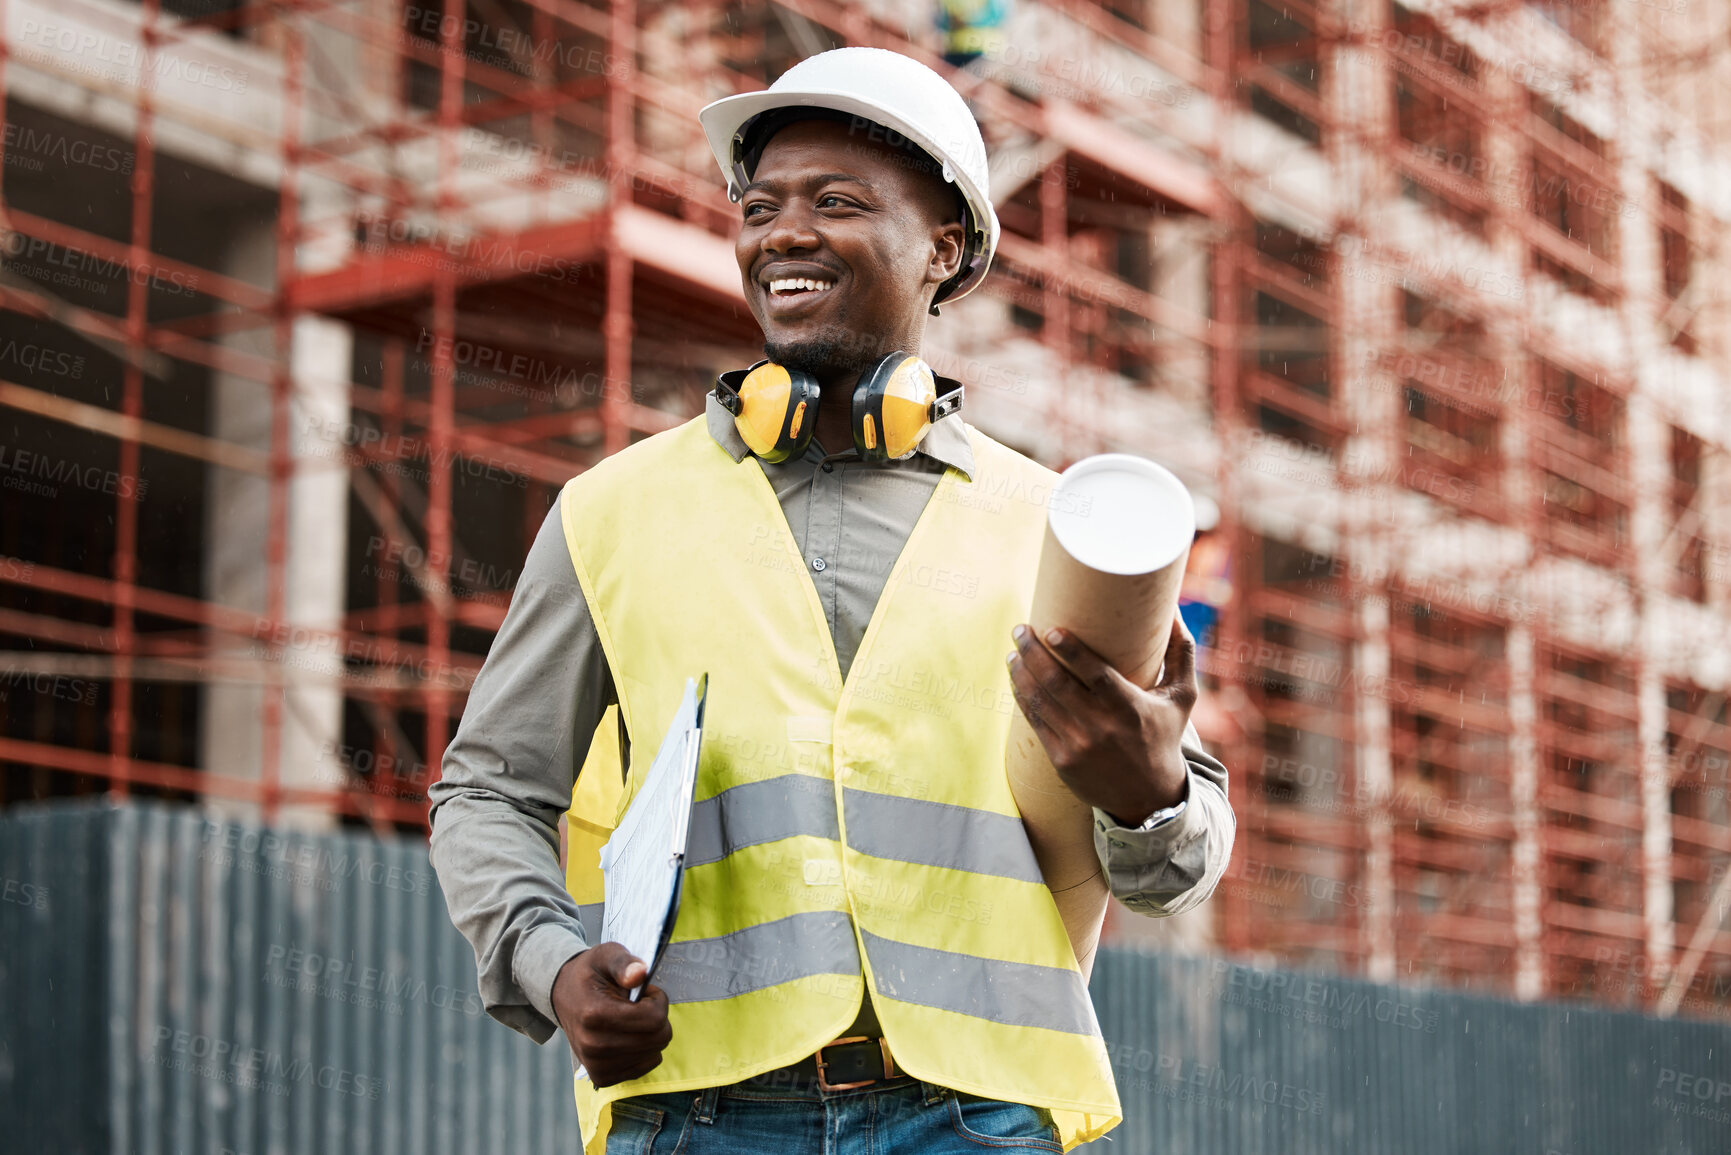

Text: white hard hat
xmin=1192 ymin=493 xmax=1220 ymax=532
xmin=698 ymin=47 xmax=1000 ymax=304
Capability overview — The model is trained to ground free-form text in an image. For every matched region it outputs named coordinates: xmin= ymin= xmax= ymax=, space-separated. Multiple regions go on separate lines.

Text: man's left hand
xmin=1006 ymin=617 xmax=1199 ymax=827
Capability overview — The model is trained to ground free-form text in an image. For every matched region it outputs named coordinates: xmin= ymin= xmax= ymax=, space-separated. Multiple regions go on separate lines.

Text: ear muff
xmin=714 ymin=354 xmax=962 ymax=465
xmin=714 ymin=360 xmax=821 ymax=464
xmin=851 ymin=353 xmax=963 ymax=463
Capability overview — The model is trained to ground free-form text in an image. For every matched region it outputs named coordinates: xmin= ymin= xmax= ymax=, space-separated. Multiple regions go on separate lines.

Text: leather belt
xmin=813 ymin=1035 xmax=898 ymax=1091
xmin=738 ymin=1035 xmax=903 ymax=1094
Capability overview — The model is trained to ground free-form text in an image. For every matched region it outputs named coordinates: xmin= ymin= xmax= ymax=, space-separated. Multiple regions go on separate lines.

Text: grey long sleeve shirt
xmin=428 ymin=392 xmax=1236 ymax=1046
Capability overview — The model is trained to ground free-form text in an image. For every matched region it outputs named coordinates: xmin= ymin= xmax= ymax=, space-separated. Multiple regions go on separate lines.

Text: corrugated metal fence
xmin=1 ymin=799 xmax=571 ymax=1155
xmin=1081 ymin=950 xmax=1728 ymax=1154
xmin=3 ymin=799 xmax=1727 ymax=1154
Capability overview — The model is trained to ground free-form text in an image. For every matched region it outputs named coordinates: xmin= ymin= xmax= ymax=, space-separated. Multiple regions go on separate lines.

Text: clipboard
xmin=595 ymin=673 xmax=708 ymax=1002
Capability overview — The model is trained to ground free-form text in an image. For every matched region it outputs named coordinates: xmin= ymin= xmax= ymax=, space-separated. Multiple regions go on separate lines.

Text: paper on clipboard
xmin=595 ymin=673 xmax=707 ymax=1002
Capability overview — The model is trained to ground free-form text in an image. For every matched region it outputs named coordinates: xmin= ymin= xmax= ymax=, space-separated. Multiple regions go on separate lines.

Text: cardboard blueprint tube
xmin=1007 ymin=454 xmax=1195 ymax=980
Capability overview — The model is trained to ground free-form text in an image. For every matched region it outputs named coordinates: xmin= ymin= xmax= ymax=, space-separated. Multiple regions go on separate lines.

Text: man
xmin=935 ymin=0 xmax=1011 ymax=67
xmin=1179 ymin=494 xmax=1231 ymax=653
xmin=429 ymin=47 xmax=1234 ymax=1154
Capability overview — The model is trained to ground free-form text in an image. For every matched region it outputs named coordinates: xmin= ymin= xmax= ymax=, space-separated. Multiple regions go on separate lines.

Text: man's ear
xmin=927 ymin=220 xmax=966 ymax=286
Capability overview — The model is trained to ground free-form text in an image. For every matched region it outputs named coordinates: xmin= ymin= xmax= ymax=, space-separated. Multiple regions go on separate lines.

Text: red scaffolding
xmin=1 ymin=0 xmax=1728 ymax=1016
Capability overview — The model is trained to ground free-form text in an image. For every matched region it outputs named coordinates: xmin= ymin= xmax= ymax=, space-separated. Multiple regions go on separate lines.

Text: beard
xmin=763 ymin=325 xmax=887 ymax=379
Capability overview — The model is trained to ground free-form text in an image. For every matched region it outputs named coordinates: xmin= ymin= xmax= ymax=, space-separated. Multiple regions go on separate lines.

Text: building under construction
xmin=1 ymin=0 xmax=1728 ymax=1022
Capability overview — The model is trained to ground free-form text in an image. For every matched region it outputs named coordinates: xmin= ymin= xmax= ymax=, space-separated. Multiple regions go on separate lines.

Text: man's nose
xmin=762 ymin=202 xmax=821 ymax=254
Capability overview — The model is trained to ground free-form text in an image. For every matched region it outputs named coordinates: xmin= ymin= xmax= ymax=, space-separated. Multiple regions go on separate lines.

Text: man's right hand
xmin=552 ymin=943 xmax=674 ymax=1087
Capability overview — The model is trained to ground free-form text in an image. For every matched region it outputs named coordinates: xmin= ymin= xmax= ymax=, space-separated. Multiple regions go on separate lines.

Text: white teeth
xmin=768 ymin=277 xmax=835 ymax=294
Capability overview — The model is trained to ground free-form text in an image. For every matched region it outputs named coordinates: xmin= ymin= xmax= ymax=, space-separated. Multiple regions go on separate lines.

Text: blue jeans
xmin=605 ymin=1077 xmax=1063 ymax=1154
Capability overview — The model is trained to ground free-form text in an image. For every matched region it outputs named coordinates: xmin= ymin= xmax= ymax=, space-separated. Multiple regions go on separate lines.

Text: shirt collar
xmin=704 ymin=374 xmax=975 ymax=481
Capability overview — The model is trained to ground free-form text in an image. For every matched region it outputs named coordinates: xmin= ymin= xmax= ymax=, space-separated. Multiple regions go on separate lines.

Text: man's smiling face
xmin=735 ymin=117 xmax=965 ymax=379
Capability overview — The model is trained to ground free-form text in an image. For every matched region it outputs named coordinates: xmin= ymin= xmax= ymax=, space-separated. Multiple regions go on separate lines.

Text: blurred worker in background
xmin=936 ymin=0 xmax=1012 ymax=68
xmin=1178 ymin=494 xmax=1231 ymax=654
xmin=429 ymin=47 xmax=1235 ymax=1154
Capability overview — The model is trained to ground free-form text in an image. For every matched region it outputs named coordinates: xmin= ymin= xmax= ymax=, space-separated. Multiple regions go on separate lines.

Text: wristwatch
xmin=1130 ymin=798 xmax=1187 ymax=831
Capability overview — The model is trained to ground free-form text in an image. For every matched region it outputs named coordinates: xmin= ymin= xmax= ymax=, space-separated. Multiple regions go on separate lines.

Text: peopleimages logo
xmin=200 ymin=824 xmax=432 ymax=896
xmin=402 ymin=6 xmax=627 ymax=75
xmin=0 ymin=668 xmax=100 ymax=706
xmin=151 ymin=1027 xmax=385 ymax=1100
xmin=354 ymin=214 xmax=575 ymax=283
xmin=299 ymin=412 xmax=529 ymax=489
xmin=1654 ymin=1066 xmax=1731 ymax=1126
xmin=0 ymin=446 xmax=148 ymax=500
xmin=363 ymin=534 xmax=517 ymax=591
xmin=0 ymin=338 xmax=86 ymax=378
xmin=0 ymin=876 xmax=49 ymax=911
xmin=263 ymin=943 xmax=485 ymax=1017
xmin=318 ymin=738 xmax=429 ymax=795
xmin=2 ymin=124 xmax=131 ymax=173
xmin=1105 ymin=1046 xmax=1327 ymax=1116
xmin=979 ymin=46 xmax=1194 ymax=108
xmin=1207 ymin=962 xmax=1441 ymax=1033
xmin=18 ymin=21 xmax=249 ymax=93
xmin=1227 ymin=859 xmax=1377 ymax=911
xmin=845 ymin=115 xmax=988 ymax=177
xmin=0 ymin=229 xmax=200 ymax=297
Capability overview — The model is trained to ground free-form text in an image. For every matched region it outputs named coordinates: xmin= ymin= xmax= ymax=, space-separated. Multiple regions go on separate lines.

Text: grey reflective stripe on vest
xmin=685 ymin=774 xmax=841 ymax=869
xmin=577 ymin=903 xmax=604 ymax=944
xmin=842 ymin=789 xmax=1044 ymax=884
xmin=860 ymin=929 xmax=1096 ymax=1036
xmin=654 ymin=910 xmax=861 ymax=1004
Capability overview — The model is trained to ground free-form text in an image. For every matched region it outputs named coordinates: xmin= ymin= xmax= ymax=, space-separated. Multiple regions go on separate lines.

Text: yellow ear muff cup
xmin=728 ymin=361 xmax=821 ymax=463
xmin=853 ymin=353 xmax=938 ymax=462
xmin=736 ymin=362 xmax=794 ymax=459
xmin=878 ymin=356 xmax=938 ymax=460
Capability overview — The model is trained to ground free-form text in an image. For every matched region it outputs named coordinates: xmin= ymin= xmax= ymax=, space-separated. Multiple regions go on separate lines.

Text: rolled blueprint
xmin=1007 ymin=454 xmax=1196 ymax=980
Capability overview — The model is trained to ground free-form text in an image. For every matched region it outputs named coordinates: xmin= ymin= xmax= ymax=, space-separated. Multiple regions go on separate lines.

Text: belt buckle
xmin=813 ymin=1035 xmax=896 ymax=1092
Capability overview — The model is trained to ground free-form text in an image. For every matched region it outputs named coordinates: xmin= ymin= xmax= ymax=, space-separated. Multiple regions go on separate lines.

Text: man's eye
xmin=818 ymin=195 xmax=851 ymax=209
xmin=743 ymin=202 xmax=773 ymax=218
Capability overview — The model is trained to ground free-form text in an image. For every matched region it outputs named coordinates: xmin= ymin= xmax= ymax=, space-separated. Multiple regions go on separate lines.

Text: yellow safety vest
xmin=559 ymin=416 xmax=1121 ymax=1152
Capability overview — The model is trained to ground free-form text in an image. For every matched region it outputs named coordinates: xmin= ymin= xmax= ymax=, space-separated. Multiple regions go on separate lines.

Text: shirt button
xmin=812 ymin=557 xmax=827 ymax=572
